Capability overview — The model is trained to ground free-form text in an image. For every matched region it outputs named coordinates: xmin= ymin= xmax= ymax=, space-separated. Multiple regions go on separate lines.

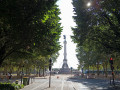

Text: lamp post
xmin=49 ymin=58 xmax=52 ymax=88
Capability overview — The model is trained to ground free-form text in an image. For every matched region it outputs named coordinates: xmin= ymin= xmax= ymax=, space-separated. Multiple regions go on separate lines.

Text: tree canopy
xmin=72 ymin=0 xmax=120 ymax=73
xmin=72 ymin=0 xmax=120 ymax=52
xmin=0 ymin=0 xmax=62 ymax=65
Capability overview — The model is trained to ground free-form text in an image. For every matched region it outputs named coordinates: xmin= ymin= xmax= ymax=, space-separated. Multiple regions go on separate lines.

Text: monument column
xmin=59 ymin=35 xmax=70 ymax=74
xmin=63 ymin=35 xmax=67 ymax=64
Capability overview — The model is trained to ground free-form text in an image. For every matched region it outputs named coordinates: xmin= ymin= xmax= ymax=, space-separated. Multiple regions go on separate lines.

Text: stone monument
xmin=59 ymin=35 xmax=70 ymax=74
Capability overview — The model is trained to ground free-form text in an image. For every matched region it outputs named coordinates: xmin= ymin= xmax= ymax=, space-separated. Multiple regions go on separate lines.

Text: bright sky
xmin=53 ymin=0 xmax=78 ymax=69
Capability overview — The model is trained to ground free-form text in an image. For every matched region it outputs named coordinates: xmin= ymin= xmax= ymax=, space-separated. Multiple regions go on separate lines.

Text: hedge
xmin=0 ymin=82 xmax=24 ymax=90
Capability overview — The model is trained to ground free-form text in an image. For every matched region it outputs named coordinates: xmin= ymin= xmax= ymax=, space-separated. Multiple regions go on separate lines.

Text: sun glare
xmin=87 ymin=2 xmax=91 ymax=7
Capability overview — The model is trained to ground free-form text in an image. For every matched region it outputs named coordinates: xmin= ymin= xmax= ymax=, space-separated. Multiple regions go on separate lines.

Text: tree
xmin=0 ymin=0 xmax=62 ymax=65
xmin=72 ymin=0 xmax=120 ymax=53
xmin=72 ymin=0 xmax=120 ymax=72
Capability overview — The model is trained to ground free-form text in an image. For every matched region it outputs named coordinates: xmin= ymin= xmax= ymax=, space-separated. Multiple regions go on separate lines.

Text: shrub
xmin=0 ymin=82 xmax=24 ymax=90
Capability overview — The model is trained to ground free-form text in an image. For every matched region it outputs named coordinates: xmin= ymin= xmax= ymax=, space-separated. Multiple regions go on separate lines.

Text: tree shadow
xmin=67 ymin=77 xmax=114 ymax=90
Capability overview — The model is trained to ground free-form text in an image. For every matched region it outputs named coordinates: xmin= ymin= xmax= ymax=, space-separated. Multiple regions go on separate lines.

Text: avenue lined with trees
xmin=0 ymin=0 xmax=120 ymax=89
xmin=0 ymin=0 xmax=120 ymax=78
xmin=72 ymin=0 xmax=120 ymax=77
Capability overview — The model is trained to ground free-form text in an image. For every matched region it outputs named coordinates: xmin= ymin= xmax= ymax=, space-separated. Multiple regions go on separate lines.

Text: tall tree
xmin=72 ymin=0 xmax=120 ymax=53
xmin=0 ymin=0 xmax=62 ymax=65
xmin=72 ymin=0 xmax=120 ymax=71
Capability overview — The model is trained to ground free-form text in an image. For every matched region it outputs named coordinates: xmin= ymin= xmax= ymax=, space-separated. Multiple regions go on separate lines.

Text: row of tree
xmin=0 ymin=0 xmax=62 ymax=75
xmin=72 ymin=0 xmax=120 ymax=76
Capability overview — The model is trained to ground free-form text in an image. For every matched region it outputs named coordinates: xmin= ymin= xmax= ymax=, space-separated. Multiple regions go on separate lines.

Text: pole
xmin=21 ymin=68 xmax=23 ymax=84
xmin=112 ymin=70 xmax=115 ymax=86
xmin=110 ymin=77 xmax=111 ymax=85
xmin=49 ymin=71 xmax=51 ymax=88
xmin=109 ymin=57 xmax=115 ymax=86
xmin=49 ymin=58 xmax=52 ymax=88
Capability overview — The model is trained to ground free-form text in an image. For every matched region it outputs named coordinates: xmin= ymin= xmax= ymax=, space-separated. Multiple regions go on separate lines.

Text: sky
xmin=53 ymin=0 xmax=78 ymax=69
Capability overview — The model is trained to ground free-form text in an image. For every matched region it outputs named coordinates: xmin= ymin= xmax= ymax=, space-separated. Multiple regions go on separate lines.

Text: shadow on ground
xmin=67 ymin=76 xmax=119 ymax=90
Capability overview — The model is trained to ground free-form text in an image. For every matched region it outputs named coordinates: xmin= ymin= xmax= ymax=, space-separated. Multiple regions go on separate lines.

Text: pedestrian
xmin=7 ymin=72 xmax=12 ymax=79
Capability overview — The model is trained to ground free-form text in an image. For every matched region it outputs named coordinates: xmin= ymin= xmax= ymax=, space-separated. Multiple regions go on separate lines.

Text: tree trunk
xmin=26 ymin=68 xmax=28 ymax=76
xmin=103 ymin=63 xmax=105 ymax=75
xmin=88 ymin=65 xmax=89 ymax=75
xmin=4 ymin=66 xmax=8 ymax=75
xmin=43 ymin=68 xmax=44 ymax=76
xmin=97 ymin=62 xmax=100 ymax=76
xmin=39 ymin=69 xmax=40 ymax=77
xmin=92 ymin=66 xmax=94 ymax=73
xmin=105 ymin=63 xmax=108 ymax=77
xmin=36 ymin=69 xmax=38 ymax=76
xmin=10 ymin=68 xmax=12 ymax=74
xmin=0 ymin=45 xmax=6 ymax=65
xmin=28 ymin=68 xmax=31 ymax=76
xmin=17 ymin=67 xmax=21 ymax=78
xmin=34 ymin=65 xmax=36 ymax=76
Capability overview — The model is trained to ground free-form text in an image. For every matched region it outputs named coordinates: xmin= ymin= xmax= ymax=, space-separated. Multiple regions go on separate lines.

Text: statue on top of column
xmin=63 ymin=35 xmax=66 ymax=39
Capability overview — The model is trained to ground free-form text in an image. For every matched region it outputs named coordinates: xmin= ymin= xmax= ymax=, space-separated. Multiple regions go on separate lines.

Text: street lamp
xmin=49 ymin=58 xmax=52 ymax=88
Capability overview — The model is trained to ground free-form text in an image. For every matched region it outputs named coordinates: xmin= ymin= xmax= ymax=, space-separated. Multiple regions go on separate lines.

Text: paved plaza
xmin=19 ymin=74 xmax=119 ymax=90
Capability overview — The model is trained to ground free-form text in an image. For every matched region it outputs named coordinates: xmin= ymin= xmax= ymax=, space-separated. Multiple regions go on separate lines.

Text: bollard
xmin=57 ymin=76 xmax=59 ymax=79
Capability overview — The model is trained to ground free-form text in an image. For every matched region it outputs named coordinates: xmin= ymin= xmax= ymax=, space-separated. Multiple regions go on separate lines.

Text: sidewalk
xmin=0 ymin=75 xmax=49 ymax=83
xmin=74 ymin=74 xmax=120 ymax=90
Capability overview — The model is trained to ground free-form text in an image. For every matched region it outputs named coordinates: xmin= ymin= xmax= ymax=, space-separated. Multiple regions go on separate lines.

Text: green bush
xmin=0 ymin=82 xmax=24 ymax=90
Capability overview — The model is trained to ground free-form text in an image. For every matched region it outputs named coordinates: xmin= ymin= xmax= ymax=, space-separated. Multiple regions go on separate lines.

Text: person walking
xmin=7 ymin=72 xmax=12 ymax=79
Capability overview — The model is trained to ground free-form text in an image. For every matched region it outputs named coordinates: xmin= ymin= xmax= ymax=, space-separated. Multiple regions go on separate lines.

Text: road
xmin=20 ymin=74 xmax=116 ymax=90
